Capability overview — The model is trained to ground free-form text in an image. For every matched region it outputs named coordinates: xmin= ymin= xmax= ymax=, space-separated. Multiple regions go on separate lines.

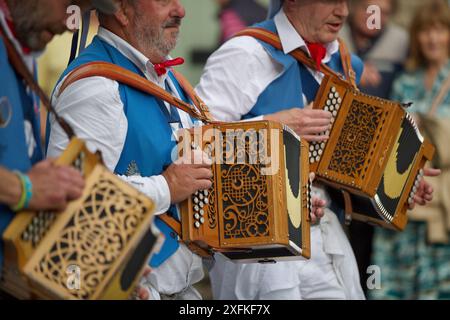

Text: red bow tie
xmin=306 ymin=42 xmax=327 ymax=71
xmin=153 ymin=57 xmax=185 ymax=77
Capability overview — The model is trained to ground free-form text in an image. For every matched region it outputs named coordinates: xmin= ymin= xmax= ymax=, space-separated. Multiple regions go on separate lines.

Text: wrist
xmin=10 ymin=171 xmax=33 ymax=212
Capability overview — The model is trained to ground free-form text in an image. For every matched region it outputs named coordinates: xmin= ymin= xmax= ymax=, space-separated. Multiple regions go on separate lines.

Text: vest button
xmin=170 ymin=232 xmax=177 ymax=239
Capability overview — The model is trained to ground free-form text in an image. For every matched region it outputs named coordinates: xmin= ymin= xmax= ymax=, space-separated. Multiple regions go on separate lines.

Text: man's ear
xmin=113 ymin=1 xmax=132 ymax=27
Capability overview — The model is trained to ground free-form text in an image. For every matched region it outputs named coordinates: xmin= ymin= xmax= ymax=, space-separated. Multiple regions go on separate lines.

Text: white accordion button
xmin=194 ymin=213 xmax=200 ymax=220
xmin=195 ymin=221 xmax=201 ymax=229
xmin=331 ymin=86 xmax=336 ymax=93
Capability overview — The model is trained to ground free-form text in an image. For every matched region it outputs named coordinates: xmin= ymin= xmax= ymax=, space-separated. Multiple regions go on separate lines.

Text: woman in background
xmin=216 ymin=0 xmax=267 ymax=44
xmin=370 ymin=0 xmax=450 ymax=300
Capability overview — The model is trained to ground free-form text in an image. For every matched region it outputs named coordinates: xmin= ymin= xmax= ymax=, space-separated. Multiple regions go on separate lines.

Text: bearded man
xmin=47 ymin=0 xmax=213 ymax=300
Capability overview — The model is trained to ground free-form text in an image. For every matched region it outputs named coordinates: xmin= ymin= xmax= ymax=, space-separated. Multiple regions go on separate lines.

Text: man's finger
xmin=138 ymin=287 xmax=150 ymax=300
xmin=424 ymin=168 xmax=441 ymax=177
xmin=302 ymin=134 xmax=329 ymax=142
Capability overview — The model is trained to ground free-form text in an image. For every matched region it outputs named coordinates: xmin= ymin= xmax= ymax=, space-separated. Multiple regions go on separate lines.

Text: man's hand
xmin=408 ymin=168 xmax=441 ymax=209
xmin=310 ymin=197 xmax=326 ymax=224
xmin=133 ymin=267 xmax=152 ymax=300
xmin=162 ymin=150 xmax=213 ymax=204
xmin=360 ymin=62 xmax=382 ymax=88
xmin=264 ymin=104 xmax=332 ymax=142
xmin=308 ymin=173 xmax=326 ymax=224
xmin=27 ymin=159 xmax=85 ymax=211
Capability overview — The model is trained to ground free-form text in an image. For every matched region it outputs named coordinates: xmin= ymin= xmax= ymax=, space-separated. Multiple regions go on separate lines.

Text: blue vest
xmin=0 ymin=37 xmax=42 ymax=270
xmin=244 ymin=19 xmax=363 ymax=119
xmin=243 ymin=20 xmax=364 ymax=219
xmin=53 ymin=37 xmax=191 ymax=268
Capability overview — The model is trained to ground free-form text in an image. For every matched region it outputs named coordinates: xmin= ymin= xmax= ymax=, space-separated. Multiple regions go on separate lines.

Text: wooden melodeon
xmin=1 ymin=138 xmax=158 ymax=299
xmin=179 ymin=120 xmax=312 ymax=263
xmin=309 ymin=75 xmax=435 ymax=231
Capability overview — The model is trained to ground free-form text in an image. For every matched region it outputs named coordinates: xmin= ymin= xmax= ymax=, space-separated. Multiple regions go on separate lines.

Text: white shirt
xmin=48 ymin=27 xmax=193 ymax=215
xmin=195 ymin=8 xmax=339 ymax=122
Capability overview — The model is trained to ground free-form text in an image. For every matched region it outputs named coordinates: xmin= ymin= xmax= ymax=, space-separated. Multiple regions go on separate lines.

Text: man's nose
xmin=335 ymin=0 xmax=349 ymax=18
xmin=171 ymin=0 xmax=186 ymax=19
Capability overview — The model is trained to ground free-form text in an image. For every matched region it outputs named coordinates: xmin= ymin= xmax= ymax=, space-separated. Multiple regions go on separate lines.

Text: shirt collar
xmin=274 ymin=8 xmax=339 ymax=64
xmin=98 ymin=26 xmax=170 ymax=82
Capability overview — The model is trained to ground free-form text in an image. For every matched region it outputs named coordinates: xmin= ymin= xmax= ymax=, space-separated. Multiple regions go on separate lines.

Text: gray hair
xmin=92 ymin=0 xmax=119 ymax=14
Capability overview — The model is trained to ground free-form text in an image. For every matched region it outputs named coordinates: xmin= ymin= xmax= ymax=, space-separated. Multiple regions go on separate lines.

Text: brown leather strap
xmin=428 ymin=72 xmax=450 ymax=117
xmin=58 ymin=61 xmax=217 ymax=124
xmin=341 ymin=190 xmax=354 ymax=226
xmin=235 ymin=28 xmax=357 ymax=87
xmin=158 ymin=213 xmax=182 ymax=236
xmin=171 ymin=70 xmax=216 ymax=123
xmin=0 ymin=24 xmax=75 ymax=138
xmin=338 ymin=38 xmax=357 ymax=89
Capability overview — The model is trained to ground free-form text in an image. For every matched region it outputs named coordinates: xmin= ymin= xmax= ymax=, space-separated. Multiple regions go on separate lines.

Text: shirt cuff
xmin=117 ymin=174 xmax=171 ymax=215
xmin=242 ymin=115 xmax=264 ymax=122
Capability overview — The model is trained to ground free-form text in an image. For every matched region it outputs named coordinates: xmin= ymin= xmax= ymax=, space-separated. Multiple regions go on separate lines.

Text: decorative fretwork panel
xmin=31 ymin=173 xmax=150 ymax=300
xmin=220 ymin=131 xmax=270 ymax=240
xmin=328 ymin=100 xmax=384 ymax=178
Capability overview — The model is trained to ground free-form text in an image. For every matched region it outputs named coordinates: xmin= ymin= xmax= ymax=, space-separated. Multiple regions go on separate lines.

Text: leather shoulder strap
xmin=171 ymin=70 xmax=215 ymax=123
xmin=58 ymin=61 xmax=217 ymax=124
xmin=158 ymin=213 xmax=182 ymax=236
xmin=235 ymin=28 xmax=356 ymax=87
xmin=338 ymin=38 xmax=357 ymax=89
xmin=429 ymin=72 xmax=450 ymax=117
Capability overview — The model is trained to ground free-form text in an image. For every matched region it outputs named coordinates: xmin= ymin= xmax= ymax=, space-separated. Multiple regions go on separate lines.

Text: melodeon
xmin=309 ymin=75 xmax=435 ymax=231
xmin=178 ymin=120 xmax=312 ymax=263
xmin=0 ymin=138 xmax=159 ymax=299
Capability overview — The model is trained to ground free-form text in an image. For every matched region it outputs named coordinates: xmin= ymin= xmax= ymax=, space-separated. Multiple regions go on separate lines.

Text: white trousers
xmin=208 ymin=209 xmax=365 ymax=300
xmin=141 ymin=244 xmax=204 ymax=300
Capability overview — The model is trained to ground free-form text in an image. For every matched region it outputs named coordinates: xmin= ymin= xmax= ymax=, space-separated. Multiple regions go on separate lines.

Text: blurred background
xmin=38 ymin=0 xmax=423 ymax=93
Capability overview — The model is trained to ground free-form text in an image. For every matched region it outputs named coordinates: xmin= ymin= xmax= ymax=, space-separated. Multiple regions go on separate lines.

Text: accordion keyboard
xmin=309 ymin=86 xmax=343 ymax=164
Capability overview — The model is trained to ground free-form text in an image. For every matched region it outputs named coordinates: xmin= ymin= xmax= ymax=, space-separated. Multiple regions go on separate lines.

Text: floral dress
xmin=369 ymin=60 xmax=450 ymax=300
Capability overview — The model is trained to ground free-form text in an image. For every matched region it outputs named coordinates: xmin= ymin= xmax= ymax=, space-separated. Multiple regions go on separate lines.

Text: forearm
xmin=0 ymin=166 xmax=22 ymax=207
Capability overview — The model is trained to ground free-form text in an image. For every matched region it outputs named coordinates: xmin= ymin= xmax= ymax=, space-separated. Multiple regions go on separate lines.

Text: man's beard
xmin=133 ymin=16 xmax=181 ymax=59
xmin=8 ymin=1 xmax=63 ymax=51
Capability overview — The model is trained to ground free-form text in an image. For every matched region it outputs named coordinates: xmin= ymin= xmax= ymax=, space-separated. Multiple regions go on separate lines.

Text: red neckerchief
xmin=305 ymin=42 xmax=326 ymax=71
xmin=154 ymin=57 xmax=185 ymax=77
xmin=0 ymin=0 xmax=31 ymax=54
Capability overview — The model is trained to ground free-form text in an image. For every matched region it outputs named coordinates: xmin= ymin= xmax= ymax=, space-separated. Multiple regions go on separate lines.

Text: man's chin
xmin=24 ymin=35 xmax=51 ymax=52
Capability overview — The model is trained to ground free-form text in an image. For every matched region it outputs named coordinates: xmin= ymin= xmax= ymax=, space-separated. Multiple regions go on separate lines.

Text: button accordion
xmin=309 ymin=75 xmax=435 ymax=230
xmin=178 ymin=120 xmax=312 ymax=263
xmin=1 ymin=138 xmax=159 ymax=299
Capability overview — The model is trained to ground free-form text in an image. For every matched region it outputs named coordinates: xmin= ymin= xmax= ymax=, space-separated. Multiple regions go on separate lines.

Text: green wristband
xmin=11 ymin=171 xmax=33 ymax=211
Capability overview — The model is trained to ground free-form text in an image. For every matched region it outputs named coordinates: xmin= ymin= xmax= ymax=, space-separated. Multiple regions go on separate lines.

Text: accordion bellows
xmin=179 ymin=120 xmax=312 ymax=262
xmin=1 ymin=138 xmax=157 ymax=299
xmin=310 ymin=75 xmax=435 ymax=230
